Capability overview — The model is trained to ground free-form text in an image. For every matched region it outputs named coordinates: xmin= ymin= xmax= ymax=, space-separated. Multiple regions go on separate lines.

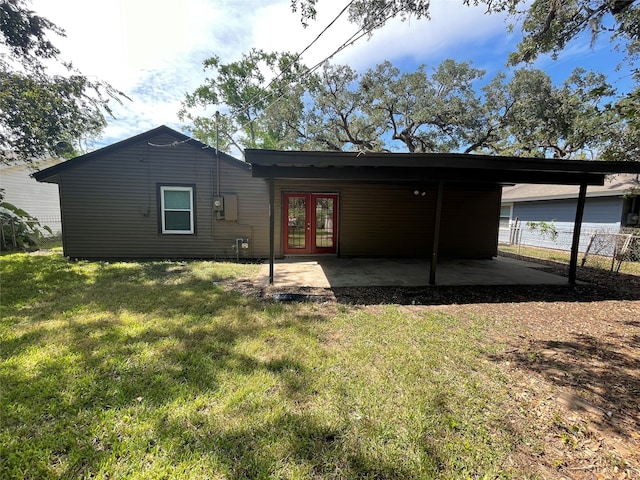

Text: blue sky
xmin=29 ymin=0 xmax=634 ymax=150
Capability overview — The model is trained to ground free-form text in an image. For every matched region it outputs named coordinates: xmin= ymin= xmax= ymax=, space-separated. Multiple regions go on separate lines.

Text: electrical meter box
xmin=223 ymin=194 xmax=238 ymax=221
xmin=213 ymin=194 xmax=238 ymax=221
xmin=214 ymin=196 xmax=224 ymax=220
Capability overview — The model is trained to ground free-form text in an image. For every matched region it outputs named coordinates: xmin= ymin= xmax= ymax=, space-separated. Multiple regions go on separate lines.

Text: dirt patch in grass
xmin=425 ymin=300 xmax=640 ymax=479
xmin=227 ymin=256 xmax=640 ymax=478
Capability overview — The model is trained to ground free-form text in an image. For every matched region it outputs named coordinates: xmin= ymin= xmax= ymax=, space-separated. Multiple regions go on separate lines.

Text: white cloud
xmin=248 ymin=0 xmax=513 ymax=71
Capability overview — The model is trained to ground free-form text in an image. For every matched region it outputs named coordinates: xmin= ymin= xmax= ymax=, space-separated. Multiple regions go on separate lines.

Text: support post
xmin=569 ymin=183 xmax=587 ymax=284
xmin=430 ymin=181 xmax=444 ymax=285
xmin=268 ymin=175 xmax=275 ymax=285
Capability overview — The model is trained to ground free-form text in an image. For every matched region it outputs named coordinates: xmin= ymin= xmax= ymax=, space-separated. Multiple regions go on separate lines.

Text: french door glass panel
xmin=287 ymin=196 xmax=307 ymax=249
xmin=284 ymin=193 xmax=337 ymax=254
xmin=315 ymin=197 xmax=334 ymax=248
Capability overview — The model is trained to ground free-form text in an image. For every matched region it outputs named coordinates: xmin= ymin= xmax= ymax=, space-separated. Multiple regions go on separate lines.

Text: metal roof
xmin=245 ymin=149 xmax=640 ymax=186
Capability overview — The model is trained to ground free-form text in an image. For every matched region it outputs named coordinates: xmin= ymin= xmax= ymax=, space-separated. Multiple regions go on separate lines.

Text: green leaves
xmin=181 ymin=48 xmax=635 ymax=160
xmin=180 ymin=49 xmax=309 ymax=153
xmin=0 ymin=201 xmax=52 ymax=250
xmin=0 ymin=0 xmax=127 ymax=164
xmin=505 ymin=0 xmax=640 ymax=65
xmin=0 ymin=72 xmax=107 ymax=162
xmin=292 ymin=1 xmax=640 ymax=66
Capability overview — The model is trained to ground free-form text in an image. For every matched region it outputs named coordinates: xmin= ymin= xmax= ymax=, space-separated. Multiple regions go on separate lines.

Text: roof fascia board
xmin=245 ymin=149 xmax=640 ymax=175
xmin=251 ymin=164 xmax=605 ymax=185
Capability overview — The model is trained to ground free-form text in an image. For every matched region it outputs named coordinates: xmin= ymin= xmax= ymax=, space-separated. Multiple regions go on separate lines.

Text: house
xmin=34 ymin=125 xmax=640 ymax=285
xmin=1 ymin=158 xmax=63 ymax=234
xmin=33 ymin=126 xmax=270 ymax=260
xmin=244 ymin=149 xmax=640 ymax=284
xmin=500 ymin=174 xmax=640 ymax=251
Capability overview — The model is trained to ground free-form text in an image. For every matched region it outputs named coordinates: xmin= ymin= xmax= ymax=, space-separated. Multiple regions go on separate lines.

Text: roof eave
xmin=33 ymin=125 xmax=246 ymax=182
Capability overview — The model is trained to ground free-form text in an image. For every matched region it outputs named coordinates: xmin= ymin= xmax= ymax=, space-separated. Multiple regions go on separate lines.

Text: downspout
xmin=568 ymin=183 xmax=587 ymax=284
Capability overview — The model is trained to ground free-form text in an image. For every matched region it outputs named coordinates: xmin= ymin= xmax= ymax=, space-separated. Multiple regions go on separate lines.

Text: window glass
xmin=499 ymin=204 xmax=511 ymax=229
xmin=164 ymin=211 xmax=191 ymax=231
xmin=164 ymin=190 xmax=191 ymax=210
xmin=287 ymin=197 xmax=306 ymax=249
xmin=161 ymin=186 xmax=194 ymax=234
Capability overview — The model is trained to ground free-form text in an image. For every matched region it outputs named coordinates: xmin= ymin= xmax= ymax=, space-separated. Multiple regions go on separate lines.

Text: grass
xmin=1 ymin=253 xmax=525 ymax=479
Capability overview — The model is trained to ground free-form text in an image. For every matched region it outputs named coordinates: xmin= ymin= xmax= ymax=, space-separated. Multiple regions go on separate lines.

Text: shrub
xmin=0 ymin=201 xmax=52 ymax=251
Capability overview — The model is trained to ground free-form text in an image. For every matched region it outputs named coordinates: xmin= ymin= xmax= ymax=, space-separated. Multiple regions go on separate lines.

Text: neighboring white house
xmin=1 ymin=158 xmax=63 ymax=234
xmin=500 ymin=174 xmax=640 ymax=252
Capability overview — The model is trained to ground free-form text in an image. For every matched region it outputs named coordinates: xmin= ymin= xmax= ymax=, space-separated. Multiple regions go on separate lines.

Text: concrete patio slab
xmin=257 ymin=256 xmax=571 ymax=288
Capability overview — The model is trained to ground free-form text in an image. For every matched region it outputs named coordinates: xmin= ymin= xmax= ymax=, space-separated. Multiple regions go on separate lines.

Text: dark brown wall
xmin=273 ymin=180 xmax=500 ymax=258
xmin=57 ymin=134 xmax=500 ymax=260
xmin=58 ymin=133 xmax=269 ymax=259
xmin=439 ymin=184 xmax=500 ymax=258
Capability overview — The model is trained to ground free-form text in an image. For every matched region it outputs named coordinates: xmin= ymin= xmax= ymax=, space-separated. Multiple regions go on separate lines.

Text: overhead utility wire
xmin=230 ymin=3 xmax=397 ymax=140
xmin=233 ymin=0 xmax=357 ymax=115
xmin=149 ymin=1 xmax=357 ymax=150
xmin=154 ymin=2 xmax=395 ymax=151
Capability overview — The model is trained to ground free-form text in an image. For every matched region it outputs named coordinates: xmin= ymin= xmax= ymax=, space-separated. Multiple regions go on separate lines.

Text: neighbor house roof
xmin=1 ymin=157 xmax=62 ymax=174
xmin=502 ymin=173 xmax=640 ymax=202
xmin=245 ymin=149 xmax=640 ymax=186
xmin=33 ymin=125 xmax=246 ymax=183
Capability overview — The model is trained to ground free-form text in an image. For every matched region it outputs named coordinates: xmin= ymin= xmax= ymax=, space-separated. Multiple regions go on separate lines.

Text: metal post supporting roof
xmin=268 ymin=175 xmax=275 ymax=285
xmin=430 ymin=180 xmax=444 ymax=285
xmin=569 ymin=183 xmax=588 ymax=284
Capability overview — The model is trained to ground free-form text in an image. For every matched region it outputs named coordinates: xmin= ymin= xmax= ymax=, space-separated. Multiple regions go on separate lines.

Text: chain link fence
xmin=500 ymin=224 xmax=640 ymax=273
xmin=581 ymin=229 xmax=640 ymax=271
xmin=35 ymin=215 xmax=62 ymax=249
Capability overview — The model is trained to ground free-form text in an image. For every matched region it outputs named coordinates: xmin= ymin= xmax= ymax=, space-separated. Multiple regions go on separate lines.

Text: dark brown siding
xmin=59 ymin=133 xmax=269 ymax=259
xmin=439 ymin=184 xmax=500 ymax=258
xmin=273 ymin=180 xmax=499 ymax=258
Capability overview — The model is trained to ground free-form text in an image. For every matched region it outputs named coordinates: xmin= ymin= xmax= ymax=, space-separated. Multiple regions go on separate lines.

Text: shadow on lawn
xmin=155 ymin=410 xmax=425 ymax=479
xmin=486 ymin=323 xmax=640 ymax=439
xmin=2 ymin=255 xmax=429 ymax=479
xmin=329 ymin=281 xmax=640 ymax=306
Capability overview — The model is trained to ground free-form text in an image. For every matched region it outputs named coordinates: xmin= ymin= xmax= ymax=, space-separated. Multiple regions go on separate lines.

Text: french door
xmin=283 ymin=193 xmax=338 ymax=254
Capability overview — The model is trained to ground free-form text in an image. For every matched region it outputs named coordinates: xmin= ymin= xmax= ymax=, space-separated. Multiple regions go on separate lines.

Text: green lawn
xmin=1 ymin=253 xmax=524 ymax=479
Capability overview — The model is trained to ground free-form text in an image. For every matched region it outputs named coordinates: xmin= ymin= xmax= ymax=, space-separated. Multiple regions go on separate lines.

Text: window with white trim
xmin=160 ymin=186 xmax=194 ymax=234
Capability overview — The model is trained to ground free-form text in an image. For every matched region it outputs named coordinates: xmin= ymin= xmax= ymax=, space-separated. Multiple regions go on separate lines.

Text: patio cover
xmin=245 ymin=150 xmax=640 ymax=285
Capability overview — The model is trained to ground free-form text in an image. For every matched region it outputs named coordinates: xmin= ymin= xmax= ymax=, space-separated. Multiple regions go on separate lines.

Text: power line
xmin=229 ymin=3 xmax=397 ymax=144
xmin=152 ymin=3 xmax=392 ymax=155
xmin=230 ymin=0 xmax=357 ymax=122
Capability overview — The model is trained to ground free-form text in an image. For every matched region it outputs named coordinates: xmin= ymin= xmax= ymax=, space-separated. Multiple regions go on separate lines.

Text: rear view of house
xmin=34 ymin=126 xmax=269 ymax=260
xmin=35 ymin=126 xmax=640 ymax=286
